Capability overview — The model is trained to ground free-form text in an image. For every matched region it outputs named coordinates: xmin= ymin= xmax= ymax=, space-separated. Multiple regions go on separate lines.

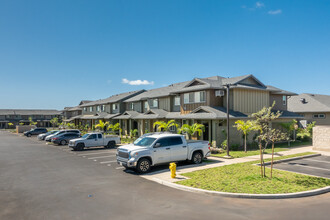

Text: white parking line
xmin=304 ymin=159 xmax=330 ymax=164
xmin=100 ymin=160 xmax=117 ymax=164
xmin=88 ymin=155 xmax=116 ymax=160
xmin=289 ymin=163 xmax=330 ymax=172
xmin=76 ymin=151 xmax=116 ymax=156
xmin=116 ymin=167 xmax=125 ymax=169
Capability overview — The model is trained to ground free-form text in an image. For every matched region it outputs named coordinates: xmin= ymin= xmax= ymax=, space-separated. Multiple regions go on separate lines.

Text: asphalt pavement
xmin=1 ymin=131 xmax=330 ymax=220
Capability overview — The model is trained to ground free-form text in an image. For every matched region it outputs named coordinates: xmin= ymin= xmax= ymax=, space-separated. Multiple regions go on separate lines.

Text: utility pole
xmin=226 ymin=84 xmax=231 ymax=157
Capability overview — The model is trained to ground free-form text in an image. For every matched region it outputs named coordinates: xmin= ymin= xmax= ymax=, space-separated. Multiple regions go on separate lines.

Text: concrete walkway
xmin=142 ymin=145 xmax=330 ymax=183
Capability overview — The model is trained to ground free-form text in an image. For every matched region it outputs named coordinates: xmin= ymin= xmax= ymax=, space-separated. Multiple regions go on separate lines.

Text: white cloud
xmin=256 ymin=2 xmax=264 ymax=8
xmin=122 ymin=78 xmax=154 ymax=86
xmin=268 ymin=9 xmax=282 ymax=15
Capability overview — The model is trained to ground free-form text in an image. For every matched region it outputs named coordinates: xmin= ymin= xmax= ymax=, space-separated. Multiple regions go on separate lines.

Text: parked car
xmin=45 ymin=129 xmax=80 ymax=142
xmin=38 ymin=130 xmax=59 ymax=140
xmin=51 ymin=132 xmax=81 ymax=145
xmin=116 ymin=133 xmax=210 ymax=173
xmin=24 ymin=128 xmax=48 ymax=137
xmin=68 ymin=132 xmax=120 ymax=151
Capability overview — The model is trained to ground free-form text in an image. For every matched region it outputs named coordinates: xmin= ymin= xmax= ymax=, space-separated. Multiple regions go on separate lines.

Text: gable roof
xmin=0 ymin=109 xmax=62 ymax=116
xmin=113 ymin=111 xmax=143 ymax=119
xmin=288 ymin=93 xmax=330 ymax=113
xmin=134 ymin=109 xmax=169 ymax=119
xmin=80 ymin=90 xmax=145 ymax=107
xmin=183 ymin=106 xmax=248 ymax=119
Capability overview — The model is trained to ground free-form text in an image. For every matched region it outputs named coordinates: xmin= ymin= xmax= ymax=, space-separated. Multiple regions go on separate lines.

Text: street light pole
xmin=226 ymin=84 xmax=231 ymax=157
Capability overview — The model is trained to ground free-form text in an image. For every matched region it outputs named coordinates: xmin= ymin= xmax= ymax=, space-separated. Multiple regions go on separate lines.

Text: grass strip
xmin=177 ymin=152 xmax=330 ymax=194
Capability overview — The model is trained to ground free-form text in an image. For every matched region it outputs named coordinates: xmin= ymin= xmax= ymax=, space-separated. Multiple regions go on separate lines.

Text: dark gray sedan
xmin=51 ymin=133 xmax=81 ymax=145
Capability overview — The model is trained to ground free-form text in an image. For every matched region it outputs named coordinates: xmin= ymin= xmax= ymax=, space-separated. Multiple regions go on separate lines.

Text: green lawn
xmin=212 ymin=148 xmax=287 ymax=158
xmin=211 ymin=140 xmax=312 ymax=159
xmin=177 ymin=152 xmax=330 ymax=194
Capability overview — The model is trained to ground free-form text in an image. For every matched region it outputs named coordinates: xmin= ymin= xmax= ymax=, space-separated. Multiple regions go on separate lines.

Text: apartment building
xmin=112 ymin=74 xmax=302 ymax=146
xmin=0 ymin=109 xmax=62 ymax=129
xmin=288 ymin=93 xmax=330 ymax=126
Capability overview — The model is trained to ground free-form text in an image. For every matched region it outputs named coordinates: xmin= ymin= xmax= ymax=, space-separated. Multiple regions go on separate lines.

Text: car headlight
xmin=130 ymin=152 xmax=138 ymax=158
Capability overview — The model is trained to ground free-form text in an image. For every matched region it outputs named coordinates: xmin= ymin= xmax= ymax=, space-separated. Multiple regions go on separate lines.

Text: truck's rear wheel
xmin=105 ymin=141 xmax=115 ymax=149
xmin=136 ymin=158 xmax=151 ymax=173
xmin=191 ymin=151 xmax=203 ymax=164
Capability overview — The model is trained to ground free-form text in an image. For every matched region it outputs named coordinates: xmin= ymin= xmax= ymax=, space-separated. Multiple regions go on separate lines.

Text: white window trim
xmin=183 ymin=91 xmax=206 ymax=104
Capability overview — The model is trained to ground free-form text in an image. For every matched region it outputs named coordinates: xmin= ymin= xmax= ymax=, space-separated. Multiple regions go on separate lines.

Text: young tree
xmin=29 ymin=117 xmax=37 ymax=126
xmin=234 ymin=120 xmax=255 ymax=153
xmin=153 ymin=120 xmax=179 ymax=132
xmin=259 ymin=128 xmax=288 ymax=178
xmin=95 ymin=120 xmax=109 ymax=132
xmin=251 ymin=102 xmax=283 ymax=178
xmin=50 ymin=117 xmax=59 ymax=129
xmin=280 ymin=119 xmax=298 ymax=141
xmin=178 ymin=123 xmax=205 ymax=139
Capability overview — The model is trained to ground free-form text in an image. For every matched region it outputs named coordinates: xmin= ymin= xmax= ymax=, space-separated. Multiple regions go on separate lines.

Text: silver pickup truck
xmin=116 ymin=133 xmax=210 ymax=173
xmin=69 ymin=132 xmax=120 ymax=151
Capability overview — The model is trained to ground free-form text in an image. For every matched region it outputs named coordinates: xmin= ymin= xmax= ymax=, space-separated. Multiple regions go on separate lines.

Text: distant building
xmin=288 ymin=93 xmax=330 ymax=126
xmin=0 ymin=109 xmax=62 ymax=129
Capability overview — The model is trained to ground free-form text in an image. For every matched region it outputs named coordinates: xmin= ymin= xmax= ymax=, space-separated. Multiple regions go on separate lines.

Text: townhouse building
xmin=0 ymin=109 xmax=62 ymax=129
xmin=63 ymin=100 xmax=92 ymax=123
xmin=288 ymin=93 xmax=330 ymax=126
xmin=112 ymin=74 xmax=302 ymax=146
xmin=69 ymin=90 xmax=145 ymax=127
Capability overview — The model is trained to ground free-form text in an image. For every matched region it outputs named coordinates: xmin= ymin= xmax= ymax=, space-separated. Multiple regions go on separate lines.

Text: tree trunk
xmin=271 ymin=141 xmax=275 ymax=178
xmin=259 ymin=141 xmax=263 ymax=177
xmin=244 ymin=134 xmax=247 ymax=153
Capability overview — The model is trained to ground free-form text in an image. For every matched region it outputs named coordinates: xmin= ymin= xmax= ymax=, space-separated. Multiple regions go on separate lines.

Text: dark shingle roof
xmin=0 ymin=109 xmax=61 ymax=115
xmin=288 ymin=93 xmax=330 ymax=113
xmin=80 ymin=90 xmax=145 ymax=107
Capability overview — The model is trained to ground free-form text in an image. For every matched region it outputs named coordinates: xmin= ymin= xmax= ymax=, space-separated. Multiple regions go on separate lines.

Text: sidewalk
xmin=141 ymin=145 xmax=330 ymax=183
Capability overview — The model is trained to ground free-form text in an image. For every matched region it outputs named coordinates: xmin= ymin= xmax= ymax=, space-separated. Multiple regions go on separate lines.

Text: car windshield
xmin=50 ymin=130 xmax=58 ymax=134
xmin=81 ymin=134 xmax=89 ymax=139
xmin=134 ymin=137 xmax=156 ymax=147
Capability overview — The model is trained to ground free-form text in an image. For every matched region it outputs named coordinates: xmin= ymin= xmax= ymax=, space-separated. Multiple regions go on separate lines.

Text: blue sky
xmin=0 ymin=0 xmax=329 ymax=109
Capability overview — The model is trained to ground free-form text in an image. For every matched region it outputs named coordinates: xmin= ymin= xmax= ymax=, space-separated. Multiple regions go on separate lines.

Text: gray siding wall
xmin=270 ymin=95 xmax=287 ymax=111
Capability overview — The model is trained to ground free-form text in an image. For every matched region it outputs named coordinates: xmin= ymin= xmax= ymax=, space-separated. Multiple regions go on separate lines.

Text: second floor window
xmin=112 ymin=104 xmax=118 ymax=111
xmin=89 ymin=106 xmax=93 ymax=112
xmin=174 ymin=96 xmax=180 ymax=106
xmin=184 ymin=91 xmax=206 ymax=104
xmin=96 ymin=106 xmax=100 ymax=112
xmin=283 ymin=96 xmax=287 ymax=105
xmin=84 ymin=107 xmax=87 ymax=112
xmin=153 ymin=99 xmax=158 ymax=108
xmin=101 ymin=105 xmax=105 ymax=112
xmin=144 ymin=101 xmax=148 ymax=109
xmin=131 ymin=103 xmax=134 ymax=110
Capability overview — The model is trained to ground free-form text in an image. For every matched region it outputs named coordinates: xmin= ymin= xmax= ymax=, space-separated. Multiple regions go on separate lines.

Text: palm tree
xmin=234 ymin=120 xmax=255 ymax=153
xmin=153 ymin=120 xmax=179 ymax=132
xmin=95 ymin=120 xmax=109 ymax=132
xmin=108 ymin=123 xmax=122 ymax=135
xmin=178 ymin=123 xmax=205 ymax=139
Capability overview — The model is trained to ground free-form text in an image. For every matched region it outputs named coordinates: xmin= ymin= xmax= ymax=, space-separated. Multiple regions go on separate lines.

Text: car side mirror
xmin=154 ymin=143 xmax=161 ymax=148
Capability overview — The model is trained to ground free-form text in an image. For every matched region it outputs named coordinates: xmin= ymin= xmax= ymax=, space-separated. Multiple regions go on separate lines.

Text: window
xmin=153 ymin=99 xmax=158 ymax=108
xmin=144 ymin=101 xmax=148 ymax=109
xmin=169 ymin=137 xmax=183 ymax=145
xmin=101 ymin=105 xmax=105 ymax=112
xmin=98 ymin=134 xmax=102 ymax=139
xmin=183 ymin=91 xmax=206 ymax=104
xmin=96 ymin=106 xmax=100 ymax=112
xmin=169 ymin=125 xmax=177 ymax=132
xmin=88 ymin=134 xmax=97 ymax=139
xmin=174 ymin=96 xmax=180 ymax=106
xmin=89 ymin=106 xmax=93 ymax=112
xmin=112 ymin=104 xmax=118 ymax=111
xmin=313 ymin=114 xmax=326 ymax=119
xmin=84 ymin=107 xmax=87 ymax=112
xmin=184 ymin=93 xmax=189 ymax=104
xmin=155 ymin=138 xmax=171 ymax=147
xmin=283 ymin=96 xmax=287 ymax=105
xmin=131 ymin=103 xmax=134 ymax=110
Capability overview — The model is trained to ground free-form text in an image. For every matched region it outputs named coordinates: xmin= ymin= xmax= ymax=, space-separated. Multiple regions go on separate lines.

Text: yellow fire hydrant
xmin=169 ymin=162 xmax=176 ymax=178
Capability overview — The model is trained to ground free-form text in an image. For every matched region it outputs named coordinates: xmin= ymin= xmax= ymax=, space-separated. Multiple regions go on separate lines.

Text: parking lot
xmin=269 ymin=155 xmax=330 ymax=179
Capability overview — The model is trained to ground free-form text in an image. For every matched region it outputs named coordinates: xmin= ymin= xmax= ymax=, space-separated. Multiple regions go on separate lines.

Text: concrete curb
xmin=147 ymin=153 xmax=330 ymax=199
xmin=151 ymin=177 xmax=330 ymax=199
xmin=260 ymin=153 xmax=322 ymax=166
